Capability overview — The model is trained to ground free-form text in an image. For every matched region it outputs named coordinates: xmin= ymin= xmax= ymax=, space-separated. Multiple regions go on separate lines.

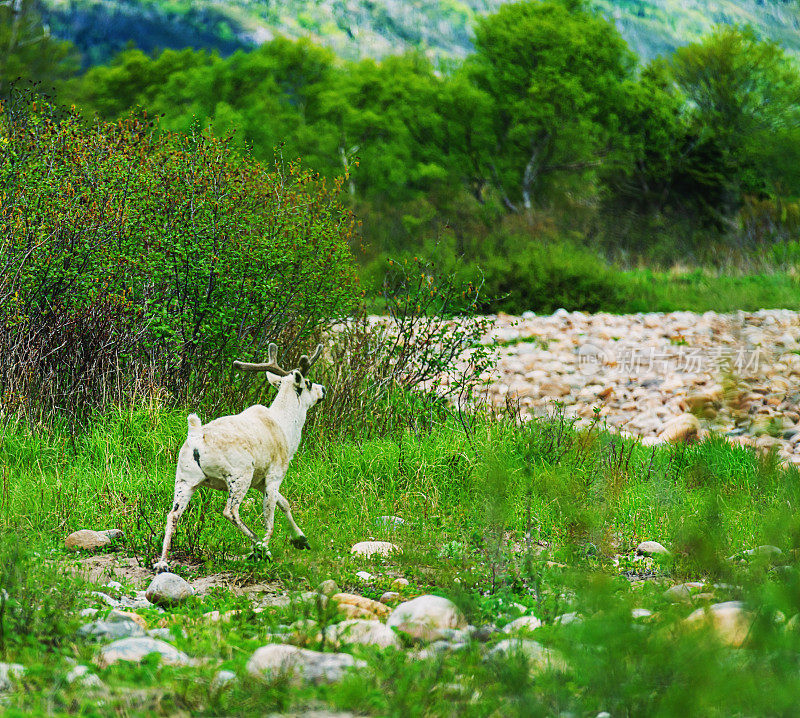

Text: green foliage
xmin=0 ymin=0 xmax=78 ymax=94
xmin=0 ymin=538 xmax=83 ymax=656
xmin=0 ymin=89 xmax=358 ymax=421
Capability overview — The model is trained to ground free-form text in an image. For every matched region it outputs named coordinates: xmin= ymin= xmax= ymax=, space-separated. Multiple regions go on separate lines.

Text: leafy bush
xmin=0 ymin=88 xmax=358 ymax=423
xmin=0 ymin=538 xmax=83 ymax=656
xmin=476 ymin=233 xmax=629 ymax=314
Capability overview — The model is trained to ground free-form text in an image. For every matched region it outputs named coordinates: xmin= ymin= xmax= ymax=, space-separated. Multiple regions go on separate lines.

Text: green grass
xmin=620 ymin=269 xmax=800 ymax=313
xmin=5 ymin=406 xmax=800 ymax=715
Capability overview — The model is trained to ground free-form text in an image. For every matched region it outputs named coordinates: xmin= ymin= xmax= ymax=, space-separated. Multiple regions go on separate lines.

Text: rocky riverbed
xmin=478 ymin=308 xmax=800 ymax=465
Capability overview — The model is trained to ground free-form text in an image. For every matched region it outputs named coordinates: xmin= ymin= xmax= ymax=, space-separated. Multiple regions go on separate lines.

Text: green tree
xmin=0 ymin=0 xmax=77 ymax=93
xmin=463 ymin=0 xmax=636 ymax=212
xmin=672 ymin=26 xmax=800 ymax=206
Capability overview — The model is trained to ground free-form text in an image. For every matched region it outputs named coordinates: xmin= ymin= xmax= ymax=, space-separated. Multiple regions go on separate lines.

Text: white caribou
xmin=153 ymin=343 xmax=325 ymax=572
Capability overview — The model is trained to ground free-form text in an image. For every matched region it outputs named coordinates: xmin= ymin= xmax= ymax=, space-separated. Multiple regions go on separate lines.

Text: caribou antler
xmin=233 ymin=343 xmax=290 ymax=375
xmin=233 ymin=342 xmax=324 ymax=376
xmin=298 ymin=344 xmax=323 ymax=376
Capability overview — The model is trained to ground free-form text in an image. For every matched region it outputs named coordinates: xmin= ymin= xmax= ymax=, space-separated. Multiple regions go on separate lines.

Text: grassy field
xmin=4 ymin=405 xmax=800 ymax=715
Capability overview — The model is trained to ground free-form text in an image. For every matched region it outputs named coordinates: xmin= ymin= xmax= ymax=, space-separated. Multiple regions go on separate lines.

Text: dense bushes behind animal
xmin=0 ymin=89 xmax=358 ymax=424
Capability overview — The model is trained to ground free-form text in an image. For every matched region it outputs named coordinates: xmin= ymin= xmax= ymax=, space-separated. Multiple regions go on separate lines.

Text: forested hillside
xmin=40 ymin=0 xmax=800 ymax=67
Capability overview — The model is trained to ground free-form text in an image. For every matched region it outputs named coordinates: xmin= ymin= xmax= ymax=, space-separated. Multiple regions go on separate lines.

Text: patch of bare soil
xmin=65 ymin=553 xmax=284 ymax=598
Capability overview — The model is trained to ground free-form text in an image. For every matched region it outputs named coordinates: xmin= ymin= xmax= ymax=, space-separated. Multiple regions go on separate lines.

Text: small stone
xmin=742 ymin=545 xmax=783 ymax=560
xmin=65 ymin=665 xmax=104 ymax=690
xmin=391 ymin=578 xmax=410 ymax=591
xmin=210 ymin=669 xmax=237 ymax=693
xmin=631 ymin=608 xmax=653 ymax=620
xmin=65 ymin=529 xmax=121 ymax=551
xmin=0 ymin=663 xmax=24 ymax=692
xmin=635 ymin=541 xmax=670 ymax=557
xmin=96 ymin=637 xmax=192 ymax=668
xmin=107 ymin=610 xmax=147 ymax=630
xmin=331 ymin=593 xmax=392 ymax=619
xmin=89 ymin=592 xmax=119 ymax=607
xmin=78 ymin=620 xmax=146 ymax=642
xmin=488 ymin=639 xmax=569 ymax=672
xmin=684 ymin=601 xmax=753 ymax=647
xmin=351 ymin=541 xmax=399 ymax=558
xmin=147 ymin=628 xmax=176 ymax=641
xmin=502 ymin=615 xmax=543 ymax=634
xmin=664 ymin=582 xmax=706 ymax=604
xmin=317 ymin=579 xmax=340 ymax=596
xmin=355 ymin=571 xmax=374 ymax=582
xmin=79 ymin=608 xmax=99 ymax=619
xmin=324 ymin=619 xmax=402 ymax=649
xmin=145 ymin=572 xmax=194 ymax=606
xmin=554 ymin=612 xmax=581 ymax=625
xmin=659 ymin=414 xmax=701 ymax=443
xmin=104 ymin=581 xmax=124 ymax=595
xmin=387 ymin=595 xmax=467 ymax=643
xmin=379 ymin=591 xmax=401 ymax=605
xmin=246 ymin=644 xmax=364 ymax=684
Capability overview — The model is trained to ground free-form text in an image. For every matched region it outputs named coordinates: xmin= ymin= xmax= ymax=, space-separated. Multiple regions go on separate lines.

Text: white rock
xmin=65 ymin=529 xmax=117 ymax=551
xmin=635 ymin=541 xmax=670 ymax=557
xmin=351 ymin=541 xmax=399 ymax=558
xmin=210 ymin=669 xmax=237 ymax=693
xmin=488 ymin=639 xmax=569 ymax=672
xmin=0 ymin=663 xmax=24 ymax=692
xmin=324 ymin=619 xmax=402 ymax=649
xmin=684 ymin=601 xmax=753 ymax=647
xmin=145 ymin=572 xmax=195 ymax=606
xmin=96 ymin=637 xmax=192 ymax=667
xmin=246 ymin=644 xmax=363 ymax=684
xmin=355 ymin=571 xmax=374 ymax=582
xmin=502 ymin=615 xmax=543 ymax=634
xmin=78 ymin=619 xmax=146 ymax=641
xmin=387 ymin=595 xmax=467 ymax=643
xmin=65 ymin=665 xmax=105 ymax=689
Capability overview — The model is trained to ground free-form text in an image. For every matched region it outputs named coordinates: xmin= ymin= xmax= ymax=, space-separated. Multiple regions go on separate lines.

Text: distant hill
xmin=40 ymin=0 xmax=800 ymax=67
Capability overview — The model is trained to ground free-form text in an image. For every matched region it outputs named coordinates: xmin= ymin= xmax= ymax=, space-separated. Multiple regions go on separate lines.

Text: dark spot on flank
xmin=295 ymin=385 xmax=303 ymax=398
xmin=173 ymin=502 xmax=179 ymax=512
xmin=193 ymin=448 xmax=201 ymax=466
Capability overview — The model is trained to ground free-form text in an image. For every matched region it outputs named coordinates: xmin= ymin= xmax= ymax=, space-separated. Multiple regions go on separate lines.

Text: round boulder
xmin=145 ymin=572 xmax=194 ymax=607
xmin=351 ymin=541 xmax=399 ymax=558
xmin=387 ymin=595 xmax=467 ymax=643
xmin=246 ymin=644 xmax=363 ymax=684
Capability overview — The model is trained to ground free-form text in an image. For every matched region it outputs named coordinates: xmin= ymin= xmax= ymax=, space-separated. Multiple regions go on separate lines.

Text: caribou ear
xmin=266 ymin=371 xmax=283 ymax=389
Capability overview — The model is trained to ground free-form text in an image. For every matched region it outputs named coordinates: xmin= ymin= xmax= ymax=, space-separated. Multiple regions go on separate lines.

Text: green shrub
xmin=0 ymin=88 xmax=358 ymax=423
xmin=0 ymin=538 xmax=83 ymax=656
xmin=476 ymin=233 xmax=629 ymax=314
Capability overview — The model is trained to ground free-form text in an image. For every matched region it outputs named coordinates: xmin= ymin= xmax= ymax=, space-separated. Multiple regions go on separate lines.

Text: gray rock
xmin=350 ymin=541 xmax=399 ymax=558
xmin=78 ymin=619 xmax=146 ymax=642
xmin=147 ymin=628 xmax=176 ymax=641
xmin=145 ymin=572 xmax=194 ymax=606
xmin=635 ymin=541 xmax=670 ymax=557
xmin=317 ymin=579 xmax=340 ymax=597
xmin=104 ymin=580 xmax=124 ymax=595
xmin=488 ymin=639 xmax=569 ymax=672
xmin=379 ymin=591 xmax=401 ymax=605
xmin=502 ymin=615 xmax=543 ymax=634
xmin=96 ymin=637 xmax=192 ymax=668
xmin=65 ymin=665 xmax=105 ymax=689
xmin=79 ymin=608 xmax=99 ymax=619
xmin=246 ymin=644 xmax=364 ymax=684
xmin=386 ymin=595 xmax=467 ymax=643
xmin=119 ymin=591 xmax=157 ymax=610
xmin=0 ymin=663 xmax=24 ymax=692
xmin=89 ymin=591 xmax=119 ymax=607
xmin=664 ymin=582 xmax=706 ymax=603
xmin=554 ymin=612 xmax=582 ymax=625
xmin=65 ymin=529 xmax=120 ymax=551
xmin=324 ymin=619 xmax=402 ymax=649
xmin=210 ymin=669 xmax=237 ymax=693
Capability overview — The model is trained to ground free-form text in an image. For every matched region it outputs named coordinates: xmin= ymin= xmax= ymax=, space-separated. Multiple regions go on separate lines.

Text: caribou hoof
xmin=291 ymin=535 xmax=311 ymax=550
xmin=152 ymin=560 xmax=170 ymax=574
